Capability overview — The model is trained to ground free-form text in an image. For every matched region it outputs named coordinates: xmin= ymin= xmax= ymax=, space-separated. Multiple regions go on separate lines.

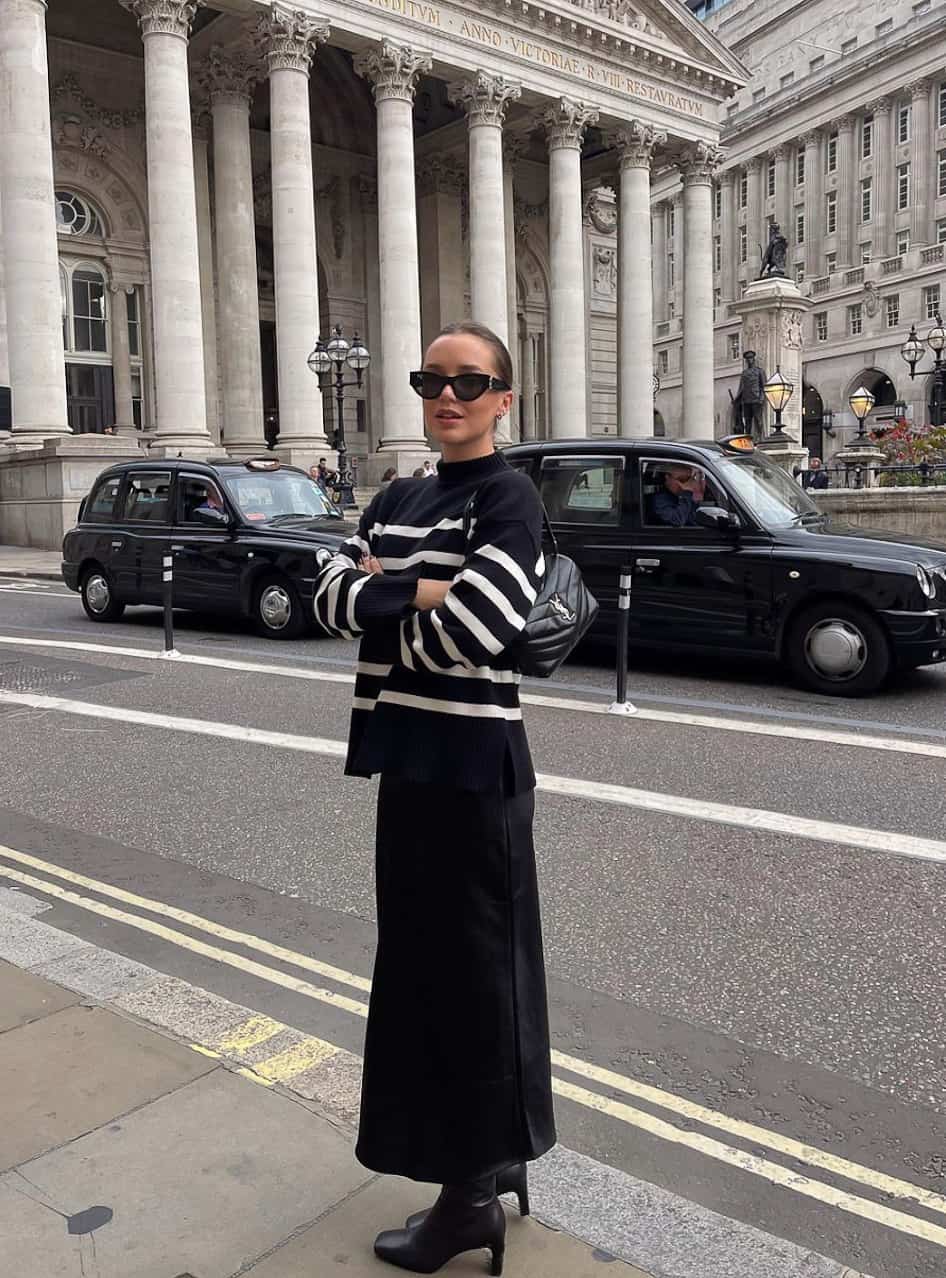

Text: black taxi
xmin=62 ymin=457 xmax=348 ymax=638
xmin=504 ymin=435 xmax=946 ymax=696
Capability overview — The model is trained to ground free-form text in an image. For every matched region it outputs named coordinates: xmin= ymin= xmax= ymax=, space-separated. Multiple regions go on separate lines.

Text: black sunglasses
xmin=409 ymin=371 xmax=511 ymax=402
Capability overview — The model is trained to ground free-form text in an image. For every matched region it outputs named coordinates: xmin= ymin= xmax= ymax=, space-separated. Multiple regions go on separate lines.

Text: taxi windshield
xmin=715 ymin=452 xmax=819 ymax=527
xmin=222 ymin=470 xmax=336 ymax=523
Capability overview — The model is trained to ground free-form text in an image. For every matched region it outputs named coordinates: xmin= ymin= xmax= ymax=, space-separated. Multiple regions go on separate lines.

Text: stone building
xmin=0 ymin=0 xmax=744 ymax=546
xmin=652 ymin=0 xmax=946 ymax=458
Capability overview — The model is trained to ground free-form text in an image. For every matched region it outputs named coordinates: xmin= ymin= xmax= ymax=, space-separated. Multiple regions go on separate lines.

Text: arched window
xmin=55 ymin=189 xmax=105 ymax=238
xmin=60 ymin=261 xmax=108 ymax=355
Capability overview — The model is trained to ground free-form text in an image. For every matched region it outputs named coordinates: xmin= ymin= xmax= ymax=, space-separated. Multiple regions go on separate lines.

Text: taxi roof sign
xmin=246 ymin=457 xmax=281 ymax=470
xmin=720 ymin=434 xmax=755 ymax=452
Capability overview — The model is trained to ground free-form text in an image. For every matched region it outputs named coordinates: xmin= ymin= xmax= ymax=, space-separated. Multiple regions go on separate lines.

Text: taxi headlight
xmin=916 ymin=564 xmax=936 ymax=598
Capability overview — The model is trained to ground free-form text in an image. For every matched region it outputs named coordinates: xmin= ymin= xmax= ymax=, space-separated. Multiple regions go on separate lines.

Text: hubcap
xmin=85 ymin=573 xmax=110 ymax=614
xmin=260 ymin=584 xmax=291 ymax=630
xmin=804 ymin=618 xmax=867 ymax=681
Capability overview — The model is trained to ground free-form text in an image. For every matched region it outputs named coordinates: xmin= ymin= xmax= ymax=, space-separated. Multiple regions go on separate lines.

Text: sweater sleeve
xmin=313 ymin=492 xmax=417 ymax=639
xmin=401 ymin=475 xmax=544 ymax=673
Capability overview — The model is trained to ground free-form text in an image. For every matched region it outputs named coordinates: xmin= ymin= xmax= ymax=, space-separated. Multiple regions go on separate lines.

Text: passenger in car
xmin=653 ymin=465 xmax=708 ymax=527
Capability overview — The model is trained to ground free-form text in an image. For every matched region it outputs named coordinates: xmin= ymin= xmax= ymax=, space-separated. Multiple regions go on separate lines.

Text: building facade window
xmin=861 ymin=177 xmax=872 ymax=222
xmin=938 ymin=150 xmax=946 ymax=198
xmin=714 ymin=184 xmax=722 ymax=220
xmin=861 ymin=242 xmax=872 ymax=263
xmin=896 ymin=228 xmax=911 ymax=255
xmin=753 ymin=88 xmax=766 ymax=104
xmin=55 ymin=190 xmax=104 ymax=238
xmin=667 ymin=252 xmax=675 ymax=289
xmin=897 ymin=102 xmax=911 ymax=144
xmin=848 ymin=304 xmax=863 ymax=335
xmin=826 ymin=131 xmax=838 ymax=172
xmin=826 ymin=190 xmax=837 ymax=233
xmin=876 ymin=18 xmax=892 ymax=35
xmin=728 ymin=333 xmax=741 ymax=361
xmin=940 ymin=83 xmax=946 ymax=128
xmin=795 ymin=146 xmax=805 ymax=185
xmin=60 ymin=262 xmax=108 ymax=354
xmin=841 ymin=37 xmax=857 ymax=55
xmin=739 ymin=170 xmax=748 ymax=207
xmin=825 ymin=251 xmax=837 ymax=273
xmin=937 ymin=218 xmax=946 ymax=244
xmin=795 ymin=209 xmax=805 ymax=243
xmin=815 ymin=311 xmax=828 ymax=342
xmin=713 ymin=235 xmax=722 ymax=272
xmin=886 ymin=294 xmax=900 ymax=327
xmin=862 ymin=115 xmax=873 ymax=158
xmin=713 ymin=287 xmax=721 ymax=319
xmin=780 ymin=72 xmax=794 ymax=89
xmin=795 ymin=262 xmax=805 ymax=284
xmin=766 ymin=156 xmax=776 ymax=197
xmin=667 ymin=298 xmax=675 ymax=320
xmin=925 ymin=284 xmax=941 ymax=319
xmin=657 ymin=349 xmax=669 ymax=375
xmin=739 ymin=226 xmax=748 ymax=262
xmin=897 ymin=162 xmax=911 ymax=209
xmin=126 ymin=288 xmax=141 ymax=358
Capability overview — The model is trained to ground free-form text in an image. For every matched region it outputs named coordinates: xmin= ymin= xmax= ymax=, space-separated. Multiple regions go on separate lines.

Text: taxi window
xmin=86 ymin=475 xmax=121 ymax=522
xmin=538 ymin=456 xmax=624 ymax=526
xmin=640 ymin=459 xmax=727 ymax=530
xmin=122 ymin=471 xmax=171 ymax=523
xmin=177 ymin=476 xmax=226 ymax=524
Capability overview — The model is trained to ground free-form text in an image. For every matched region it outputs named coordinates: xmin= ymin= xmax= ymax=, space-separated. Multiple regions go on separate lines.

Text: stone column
xmin=191 ymin=110 xmax=221 ymax=444
xmin=543 ymin=98 xmax=598 ymax=438
xmin=803 ymin=130 xmax=823 ymax=276
xmin=616 ymin=122 xmax=665 ymax=437
xmin=121 ymin=0 xmax=211 ymax=454
xmin=0 ymin=194 xmax=8 ymax=439
xmin=774 ymin=144 xmax=791 ymax=249
xmin=680 ymin=143 xmax=722 ymax=440
xmin=909 ymin=80 xmax=932 ymax=246
xmin=503 ymin=136 xmax=522 ymax=442
xmin=521 ymin=331 xmax=537 ymax=440
xmin=651 ymin=199 xmax=667 ymax=321
xmin=449 ymin=72 xmax=520 ymax=349
xmin=671 ymin=192 xmax=684 ymax=321
xmin=869 ymin=99 xmax=893 ymax=259
xmin=356 ymin=40 xmax=432 ymax=458
xmin=836 ymin=115 xmax=856 ymax=267
xmin=201 ymin=48 xmax=265 ymax=456
xmin=416 ymin=156 xmax=465 ymax=348
xmin=0 ymin=0 xmax=69 ymax=442
xmin=359 ymin=176 xmax=384 ymax=453
xmin=719 ymin=170 xmax=737 ymax=302
xmin=746 ymin=156 xmax=763 ymax=267
xmin=261 ymin=5 xmax=331 ymax=464
xmin=109 ymin=283 xmax=137 ymax=436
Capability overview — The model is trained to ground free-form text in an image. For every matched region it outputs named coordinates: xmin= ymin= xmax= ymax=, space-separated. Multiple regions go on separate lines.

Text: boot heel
xmin=505 ymin=1163 xmax=530 ymax=1217
xmin=490 ymin=1243 xmax=505 ymax=1276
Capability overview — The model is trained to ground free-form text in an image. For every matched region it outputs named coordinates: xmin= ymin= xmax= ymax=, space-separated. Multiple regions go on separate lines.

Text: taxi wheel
xmin=786 ymin=601 xmax=891 ymax=696
xmin=80 ymin=566 xmax=125 ymax=623
xmin=253 ymin=575 xmax=305 ymax=640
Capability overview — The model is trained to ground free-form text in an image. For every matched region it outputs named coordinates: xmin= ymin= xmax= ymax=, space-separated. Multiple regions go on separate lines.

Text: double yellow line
xmin=2 ymin=841 xmax=946 ymax=1250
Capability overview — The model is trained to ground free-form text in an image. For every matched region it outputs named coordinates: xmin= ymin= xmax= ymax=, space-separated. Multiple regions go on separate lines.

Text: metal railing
xmin=823 ymin=461 xmax=946 ymax=489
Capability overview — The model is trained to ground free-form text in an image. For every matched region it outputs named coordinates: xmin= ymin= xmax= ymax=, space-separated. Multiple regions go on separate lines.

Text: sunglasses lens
xmin=452 ymin=374 xmax=492 ymax=401
xmin=410 ymin=372 xmax=446 ymax=399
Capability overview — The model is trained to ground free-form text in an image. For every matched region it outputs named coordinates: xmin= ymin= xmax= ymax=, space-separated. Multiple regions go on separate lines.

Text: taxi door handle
xmin=111 ymin=539 xmax=123 ymax=549
xmin=636 ymin=557 xmax=661 ymax=568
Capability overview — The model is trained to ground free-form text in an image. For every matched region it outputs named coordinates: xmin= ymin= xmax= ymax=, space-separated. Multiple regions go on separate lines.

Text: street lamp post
xmin=763 ymin=365 xmax=795 ymax=440
xmin=848 ymin=385 xmax=876 ymax=441
xmin=307 ymin=325 xmax=370 ymax=509
xmin=900 ymin=312 xmax=946 ymax=427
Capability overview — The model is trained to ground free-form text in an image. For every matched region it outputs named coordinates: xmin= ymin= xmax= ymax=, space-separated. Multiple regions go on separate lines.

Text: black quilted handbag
xmin=463 ymin=497 xmax=599 ymax=678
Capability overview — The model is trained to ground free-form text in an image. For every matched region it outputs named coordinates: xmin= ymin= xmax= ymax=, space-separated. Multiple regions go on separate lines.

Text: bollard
xmin=608 ymin=564 xmax=637 ymax=716
xmin=159 ymin=548 xmax=181 ymax=659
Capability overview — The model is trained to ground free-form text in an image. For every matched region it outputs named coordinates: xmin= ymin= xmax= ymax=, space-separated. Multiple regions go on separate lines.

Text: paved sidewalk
xmin=0 ymin=544 xmax=63 ymax=580
xmin=0 ymin=957 xmax=649 ymax=1278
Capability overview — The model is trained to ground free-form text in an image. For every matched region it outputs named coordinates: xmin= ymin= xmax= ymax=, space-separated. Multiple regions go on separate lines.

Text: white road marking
xmin=1 ymin=632 xmax=945 ymax=763
xmin=1 ymin=687 xmax=945 ymax=866
xmin=0 ymin=586 xmax=71 ymax=598
xmin=2 ymin=850 xmax=945 ymax=1251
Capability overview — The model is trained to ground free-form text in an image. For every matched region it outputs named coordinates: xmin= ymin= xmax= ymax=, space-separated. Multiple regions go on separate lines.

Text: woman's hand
xmin=414 ymin=578 xmax=451 ymax=610
xmin=360 ymin=555 xmax=384 ymax=575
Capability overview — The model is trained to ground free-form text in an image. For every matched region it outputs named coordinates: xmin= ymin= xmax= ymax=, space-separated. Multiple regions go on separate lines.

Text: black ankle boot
xmin=405 ymin=1163 xmax=529 ymax=1231
xmin=375 ymin=1175 xmax=506 ymax=1275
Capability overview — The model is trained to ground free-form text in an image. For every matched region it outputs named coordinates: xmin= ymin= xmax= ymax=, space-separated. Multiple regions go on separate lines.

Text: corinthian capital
xmin=615 ymin=120 xmax=667 ymax=170
xmin=258 ymin=4 xmax=330 ymax=74
xmin=448 ymin=73 xmax=521 ymax=127
xmin=197 ymin=45 xmax=259 ymax=107
xmin=120 ymin=0 xmax=203 ymax=39
xmin=355 ymin=40 xmax=432 ymax=104
xmin=679 ymin=141 xmax=725 ymax=186
xmin=543 ymin=98 xmax=599 ymax=151
xmin=908 ymin=77 xmax=932 ymax=100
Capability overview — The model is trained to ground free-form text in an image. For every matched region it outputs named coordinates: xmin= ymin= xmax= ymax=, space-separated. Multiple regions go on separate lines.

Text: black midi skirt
xmin=355 ymin=775 xmax=556 ymax=1184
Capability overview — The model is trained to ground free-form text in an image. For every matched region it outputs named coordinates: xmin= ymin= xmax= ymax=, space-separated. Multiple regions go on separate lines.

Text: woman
xmin=313 ymin=321 xmax=555 ymax=1275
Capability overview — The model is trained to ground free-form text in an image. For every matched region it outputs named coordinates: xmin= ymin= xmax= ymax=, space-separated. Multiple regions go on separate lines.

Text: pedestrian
xmin=801 ymin=457 xmax=829 ymax=490
xmin=411 ymin=465 xmax=426 ymax=478
xmin=312 ymin=320 xmax=555 ymax=1276
xmin=380 ymin=466 xmax=397 ymax=489
xmin=422 ymin=457 xmax=437 ymax=479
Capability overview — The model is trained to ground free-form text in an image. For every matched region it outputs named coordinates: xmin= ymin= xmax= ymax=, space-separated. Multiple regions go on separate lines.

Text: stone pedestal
xmin=831 ymin=442 xmax=887 ymax=487
xmin=755 ymin=435 xmax=809 ymax=477
xmin=0 ymin=436 xmax=139 ymax=549
xmin=729 ymin=276 xmax=811 ymax=461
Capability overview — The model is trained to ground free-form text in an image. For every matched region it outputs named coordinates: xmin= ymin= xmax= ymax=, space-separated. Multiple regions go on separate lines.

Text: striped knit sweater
xmin=313 ymin=450 xmax=544 ymax=793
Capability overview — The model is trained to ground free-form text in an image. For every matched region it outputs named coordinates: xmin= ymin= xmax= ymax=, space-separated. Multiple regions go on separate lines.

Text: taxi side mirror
xmin=193 ymin=506 xmax=230 ymax=528
xmin=695 ymin=505 xmax=740 ymax=533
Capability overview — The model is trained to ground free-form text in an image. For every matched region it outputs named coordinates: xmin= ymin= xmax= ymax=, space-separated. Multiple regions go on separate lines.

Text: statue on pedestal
xmin=758 ymin=222 xmax=788 ymax=279
xmin=733 ymin=350 xmax=767 ymax=438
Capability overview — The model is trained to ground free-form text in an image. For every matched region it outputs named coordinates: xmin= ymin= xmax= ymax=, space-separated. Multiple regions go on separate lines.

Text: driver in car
xmin=653 ymin=464 xmax=709 ymax=527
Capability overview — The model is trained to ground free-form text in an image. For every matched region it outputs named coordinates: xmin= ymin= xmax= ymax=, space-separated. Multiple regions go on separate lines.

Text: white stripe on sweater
xmin=356 ymin=661 xmax=393 ymax=677
xmin=443 ymin=592 xmax=504 ymax=656
xmin=410 ymin=612 xmax=519 ymax=683
xmin=458 ymin=568 xmax=528 ymax=629
xmin=326 ymin=573 xmax=353 ymax=640
xmin=370 ymin=517 xmax=463 ymax=540
xmin=378 ymin=549 xmax=465 ymax=571
xmin=429 ymin=609 xmax=471 ymax=667
xmin=313 ymin=562 xmax=349 ymax=615
xmin=377 ymin=690 xmax=522 ymax=720
xmin=477 ymin=543 xmax=538 ymax=603
xmin=345 ymin=573 xmax=371 ymax=633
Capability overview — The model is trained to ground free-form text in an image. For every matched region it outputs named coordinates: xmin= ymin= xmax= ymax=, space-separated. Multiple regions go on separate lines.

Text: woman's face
xmin=421 ymin=333 xmax=513 ymax=459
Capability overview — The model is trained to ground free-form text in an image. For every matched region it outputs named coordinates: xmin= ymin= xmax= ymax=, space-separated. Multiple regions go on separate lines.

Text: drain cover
xmin=0 ymin=655 xmax=146 ymax=694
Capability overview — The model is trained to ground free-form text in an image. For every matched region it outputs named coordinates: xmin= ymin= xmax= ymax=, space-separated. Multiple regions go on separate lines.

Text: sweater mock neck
xmin=436 ymin=450 xmax=507 ymax=486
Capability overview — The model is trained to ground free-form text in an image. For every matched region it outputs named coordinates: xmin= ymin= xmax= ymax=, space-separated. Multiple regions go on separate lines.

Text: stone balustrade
xmin=813 ymin=485 xmax=946 ymax=544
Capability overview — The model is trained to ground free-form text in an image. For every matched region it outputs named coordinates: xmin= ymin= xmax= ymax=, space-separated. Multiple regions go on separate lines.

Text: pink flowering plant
xmin=870 ymin=419 xmax=946 ymax=485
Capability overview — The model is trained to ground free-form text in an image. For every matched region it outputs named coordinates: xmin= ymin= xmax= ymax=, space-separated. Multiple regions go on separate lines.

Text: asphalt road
xmin=3 ymin=578 xmax=946 ymax=1278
